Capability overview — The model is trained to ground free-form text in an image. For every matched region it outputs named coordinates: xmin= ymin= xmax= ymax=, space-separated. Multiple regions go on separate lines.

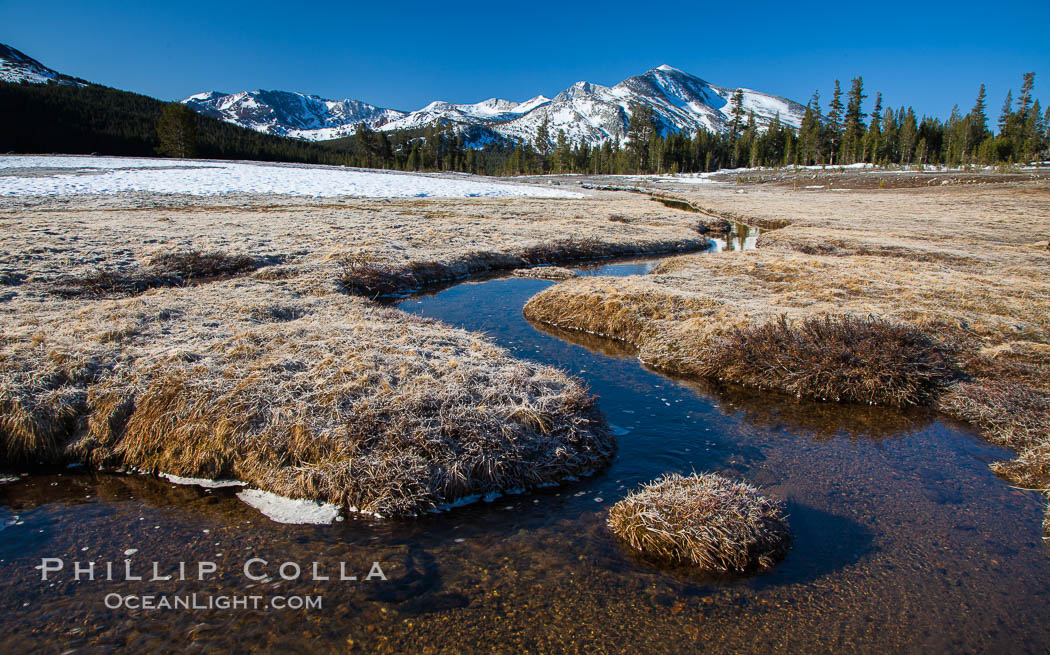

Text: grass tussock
xmin=337 ymin=254 xmax=415 ymax=296
xmin=696 ymin=315 xmax=959 ymax=407
xmin=939 ymin=379 xmax=1050 ymax=490
xmin=607 ymin=472 xmax=791 ymax=571
xmin=52 ymin=250 xmax=269 ymax=298
xmin=0 ymin=351 xmax=106 ymax=462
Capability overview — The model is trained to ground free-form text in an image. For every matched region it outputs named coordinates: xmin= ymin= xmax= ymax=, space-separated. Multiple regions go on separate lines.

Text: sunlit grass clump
xmin=608 ymin=473 xmax=791 ymax=571
xmin=697 ymin=314 xmax=958 ymax=407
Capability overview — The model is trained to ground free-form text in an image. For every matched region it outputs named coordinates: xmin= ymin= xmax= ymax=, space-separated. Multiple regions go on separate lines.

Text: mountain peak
xmin=174 ymin=61 xmax=806 ymax=147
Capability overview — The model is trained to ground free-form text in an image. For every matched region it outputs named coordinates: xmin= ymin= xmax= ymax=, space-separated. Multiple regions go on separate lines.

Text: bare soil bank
xmin=524 ymin=178 xmax=1050 ymax=534
xmin=0 ymin=193 xmax=707 ymax=514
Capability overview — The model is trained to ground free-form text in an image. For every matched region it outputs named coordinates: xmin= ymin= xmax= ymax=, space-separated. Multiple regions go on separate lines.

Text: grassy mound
xmin=523 ymin=277 xmax=714 ymax=345
xmin=52 ymin=250 xmax=269 ymax=298
xmin=0 ymin=290 xmax=614 ymax=517
xmin=696 ymin=315 xmax=958 ymax=407
xmin=608 ymin=473 xmax=791 ymax=571
xmin=526 ymin=278 xmax=957 ymax=408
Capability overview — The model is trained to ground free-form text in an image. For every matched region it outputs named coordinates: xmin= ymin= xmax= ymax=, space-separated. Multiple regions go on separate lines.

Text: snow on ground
xmin=0 ymin=155 xmax=582 ymax=199
xmin=236 ymin=489 xmax=342 ymax=525
xmin=159 ymin=472 xmax=247 ymax=488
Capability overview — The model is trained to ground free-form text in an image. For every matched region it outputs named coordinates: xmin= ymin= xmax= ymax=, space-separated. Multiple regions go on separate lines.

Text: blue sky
xmin=4 ymin=0 xmax=1047 ymax=121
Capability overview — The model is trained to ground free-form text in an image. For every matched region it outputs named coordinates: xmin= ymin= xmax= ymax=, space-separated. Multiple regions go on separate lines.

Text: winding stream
xmin=1 ymin=257 xmax=1048 ymax=653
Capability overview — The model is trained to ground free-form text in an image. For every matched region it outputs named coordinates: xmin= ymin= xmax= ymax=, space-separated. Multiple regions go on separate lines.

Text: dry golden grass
xmin=0 ymin=192 xmax=708 ymax=514
xmin=525 ymin=180 xmax=1050 ymax=533
xmin=695 ymin=315 xmax=958 ymax=407
xmin=51 ymin=250 xmax=269 ymax=298
xmin=607 ymin=472 xmax=791 ymax=571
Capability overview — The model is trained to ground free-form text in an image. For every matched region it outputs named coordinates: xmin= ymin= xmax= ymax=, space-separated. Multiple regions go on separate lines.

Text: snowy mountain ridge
xmin=0 ymin=43 xmax=84 ymax=86
xmin=0 ymin=42 xmax=806 ymax=148
xmin=183 ymin=65 xmax=807 ymax=148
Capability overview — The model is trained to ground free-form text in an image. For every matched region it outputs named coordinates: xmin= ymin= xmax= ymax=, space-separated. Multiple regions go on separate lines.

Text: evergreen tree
xmin=554 ymin=129 xmax=570 ymax=172
xmin=728 ymin=89 xmax=746 ymax=139
xmin=864 ymin=92 xmax=882 ymax=163
xmin=998 ymin=90 xmax=1013 ymax=135
xmin=1018 ymin=73 xmax=1036 ymax=121
xmin=1022 ymin=98 xmax=1042 ymax=161
xmin=382 ymin=131 xmax=395 ymax=165
xmin=534 ymin=115 xmax=551 ymax=158
xmin=625 ymin=102 xmax=655 ymax=172
xmin=826 ymin=80 xmax=844 ymax=164
xmin=967 ymin=84 xmax=988 ymax=161
xmin=842 ymin=76 xmax=866 ymax=163
xmin=356 ymin=123 xmax=380 ymax=167
xmin=156 ymin=102 xmax=198 ymax=158
xmin=798 ymin=91 xmax=823 ymax=165
xmin=899 ymin=108 xmax=918 ymax=164
xmin=1044 ymin=105 xmax=1050 ymax=156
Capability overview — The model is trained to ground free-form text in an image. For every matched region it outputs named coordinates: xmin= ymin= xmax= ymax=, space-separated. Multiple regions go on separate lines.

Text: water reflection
xmin=709 ymin=222 xmax=759 ymax=252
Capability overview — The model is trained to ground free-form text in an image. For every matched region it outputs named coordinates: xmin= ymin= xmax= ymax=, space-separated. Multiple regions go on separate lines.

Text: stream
xmin=0 ymin=256 xmax=1048 ymax=653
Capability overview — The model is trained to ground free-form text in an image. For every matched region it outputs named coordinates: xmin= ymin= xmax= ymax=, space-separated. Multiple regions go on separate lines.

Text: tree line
xmin=3 ymin=72 xmax=1047 ymax=176
xmin=0 ymin=80 xmax=356 ymax=164
xmin=335 ymin=72 xmax=1049 ymax=175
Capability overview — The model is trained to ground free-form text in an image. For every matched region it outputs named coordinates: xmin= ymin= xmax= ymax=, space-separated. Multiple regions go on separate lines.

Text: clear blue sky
xmin=3 ymin=0 xmax=1047 ymax=121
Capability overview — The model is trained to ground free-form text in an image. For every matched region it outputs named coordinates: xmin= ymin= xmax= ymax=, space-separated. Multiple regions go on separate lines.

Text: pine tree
xmin=356 ymin=123 xmax=380 ymax=167
xmin=899 ymin=108 xmax=918 ymax=164
xmin=967 ymin=84 xmax=988 ymax=161
xmin=798 ymin=100 xmax=817 ymax=165
xmin=1017 ymin=73 xmax=1036 ymax=121
xmin=799 ymin=90 xmax=824 ymax=165
xmin=1044 ymin=105 xmax=1050 ymax=157
xmin=864 ymin=92 xmax=882 ymax=163
xmin=625 ymin=102 xmax=655 ymax=172
xmin=1025 ymin=98 xmax=1043 ymax=161
xmin=377 ymin=131 xmax=392 ymax=167
xmin=826 ymin=80 xmax=844 ymax=164
xmin=728 ymin=89 xmax=746 ymax=139
xmin=842 ymin=76 xmax=866 ymax=163
xmin=554 ymin=129 xmax=570 ymax=172
xmin=535 ymin=115 xmax=551 ymax=158
xmin=998 ymin=90 xmax=1013 ymax=135
xmin=156 ymin=102 xmax=198 ymax=158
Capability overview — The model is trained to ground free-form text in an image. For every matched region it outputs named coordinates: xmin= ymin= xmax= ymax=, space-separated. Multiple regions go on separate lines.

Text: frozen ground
xmin=0 ymin=155 xmax=583 ymax=199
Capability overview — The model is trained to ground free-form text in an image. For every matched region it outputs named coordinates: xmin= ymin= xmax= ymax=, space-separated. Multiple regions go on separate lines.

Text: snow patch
xmin=159 ymin=472 xmax=247 ymax=488
xmin=236 ymin=489 xmax=342 ymax=525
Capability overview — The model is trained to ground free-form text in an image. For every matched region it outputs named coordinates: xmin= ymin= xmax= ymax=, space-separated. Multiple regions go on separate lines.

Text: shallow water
xmin=1 ymin=258 xmax=1048 ymax=653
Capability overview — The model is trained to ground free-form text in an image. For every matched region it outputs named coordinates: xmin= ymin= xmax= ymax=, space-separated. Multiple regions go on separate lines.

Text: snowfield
xmin=0 ymin=155 xmax=582 ymax=199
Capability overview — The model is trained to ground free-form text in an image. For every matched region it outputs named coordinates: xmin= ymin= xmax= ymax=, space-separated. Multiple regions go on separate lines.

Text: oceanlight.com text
xmin=103 ymin=593 xmax=323 ymax=611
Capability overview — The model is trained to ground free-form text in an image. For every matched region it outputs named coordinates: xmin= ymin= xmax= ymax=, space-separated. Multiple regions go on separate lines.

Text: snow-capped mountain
xmin=1 ymin=40 xmax=806 ymax=148
xmin=0 ymin=43 xmax=84 ymax=86
xmin=184 ymin=65 xmax=807 ymax=148
xmin=183 ymin=90 xmax=406 ymax=141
